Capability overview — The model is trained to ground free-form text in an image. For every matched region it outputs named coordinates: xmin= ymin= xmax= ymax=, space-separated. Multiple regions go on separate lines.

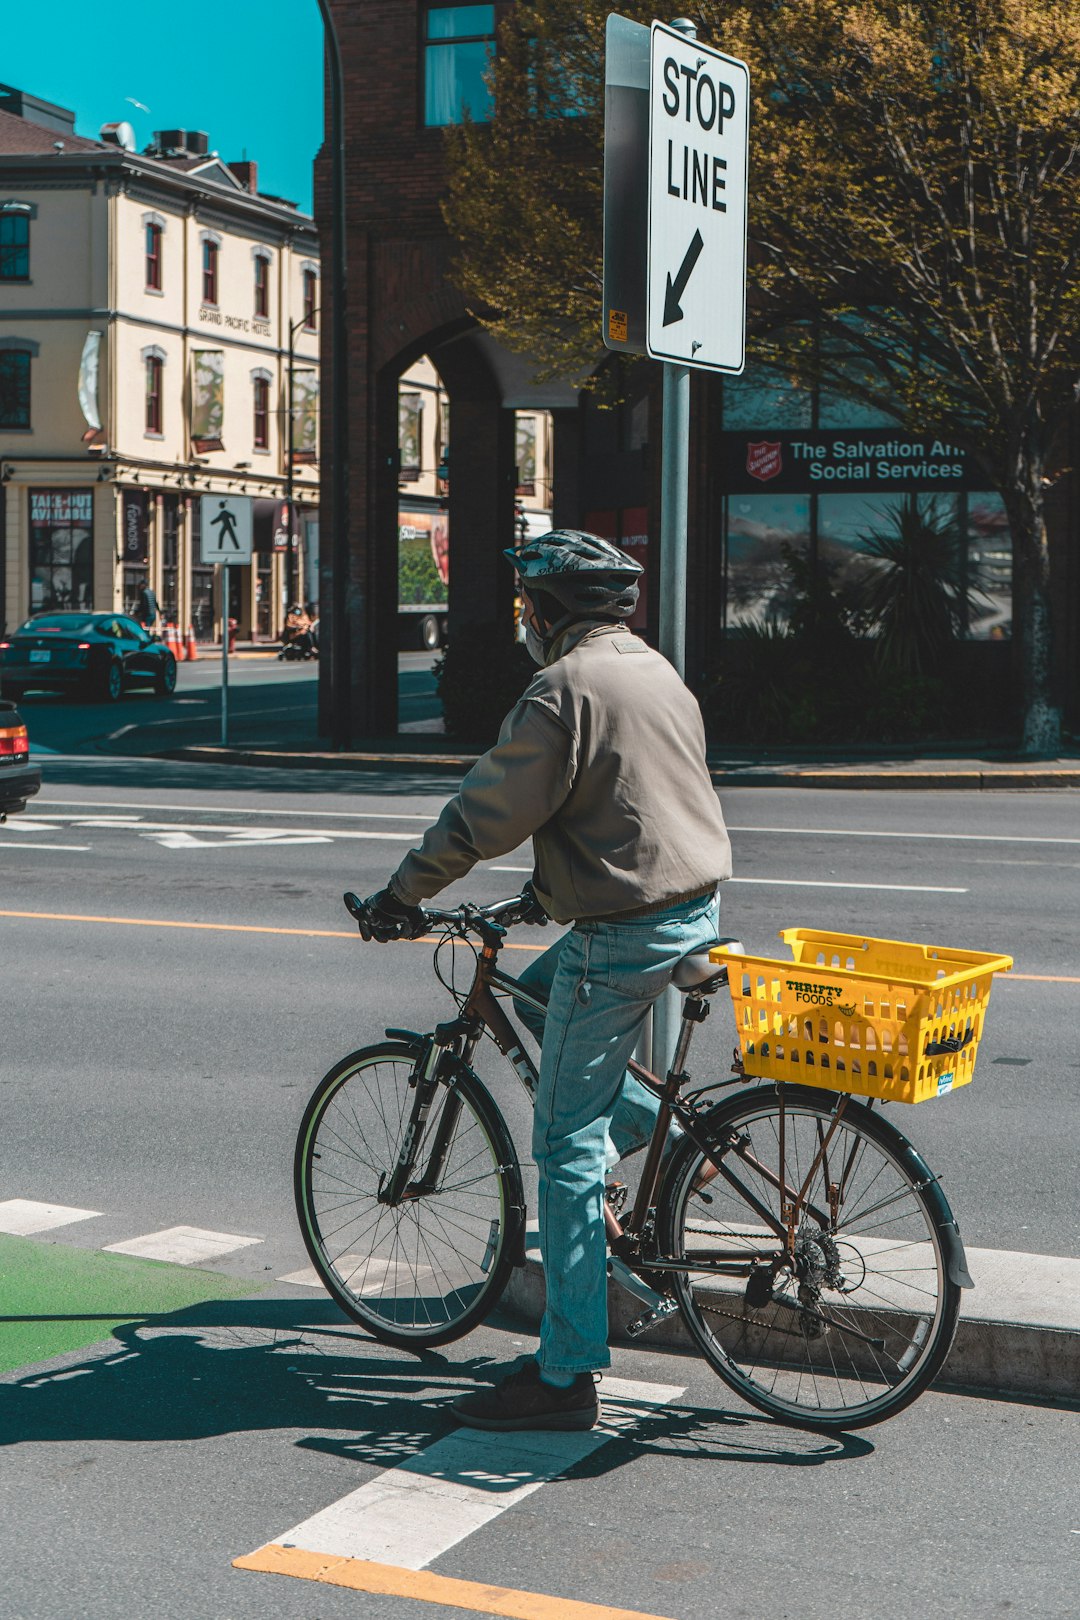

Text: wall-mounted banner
xmin=77 ymin=329 xmax=103 ymax=436
xmin=121 ymin=490 xmax=150 ymax=563
xmin=292 ymin=369 xmax=319 ymax=460
xmin=191 ymin=349 xmax=224 ymax=451
xmin=719 ymin=430 xmax=973 ymax=495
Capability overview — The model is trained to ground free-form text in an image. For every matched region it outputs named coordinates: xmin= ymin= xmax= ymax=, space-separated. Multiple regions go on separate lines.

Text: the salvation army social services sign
xmin=647 ymin=21 xmax=749 ymax=372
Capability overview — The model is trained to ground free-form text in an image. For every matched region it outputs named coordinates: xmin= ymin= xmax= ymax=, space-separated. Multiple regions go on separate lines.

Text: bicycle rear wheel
xmin=658 ymin=1085 xmax=962 ymax=1429
xmin=294 ymin=1041 xmax=525 ymax=1348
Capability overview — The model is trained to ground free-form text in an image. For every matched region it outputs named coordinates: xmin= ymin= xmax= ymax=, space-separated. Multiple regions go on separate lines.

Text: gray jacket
xmin=389 ymin=622 xmax=732 ymax=925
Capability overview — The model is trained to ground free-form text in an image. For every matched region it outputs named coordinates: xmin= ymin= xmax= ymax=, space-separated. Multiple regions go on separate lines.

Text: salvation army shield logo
xmin=746 ymin=441 xmax=782 ymax=482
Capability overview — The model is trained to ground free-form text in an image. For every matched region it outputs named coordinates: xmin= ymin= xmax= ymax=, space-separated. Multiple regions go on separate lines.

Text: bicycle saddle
xmin=672 ymin=937 xmax=743 ymax=991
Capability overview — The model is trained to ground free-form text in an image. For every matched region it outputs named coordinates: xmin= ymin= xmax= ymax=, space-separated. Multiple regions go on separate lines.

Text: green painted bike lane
xmin=0 ymin=1234 xmax=258 ymax=1376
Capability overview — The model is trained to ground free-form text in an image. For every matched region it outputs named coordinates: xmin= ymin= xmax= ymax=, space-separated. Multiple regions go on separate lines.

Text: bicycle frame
xmin=426 ymin=928 xmax=851 ymax=1284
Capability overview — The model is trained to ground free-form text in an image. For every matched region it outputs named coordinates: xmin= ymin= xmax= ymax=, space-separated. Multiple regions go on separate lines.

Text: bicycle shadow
xmin=0 ymin=1295 xmax=872 ymax=1474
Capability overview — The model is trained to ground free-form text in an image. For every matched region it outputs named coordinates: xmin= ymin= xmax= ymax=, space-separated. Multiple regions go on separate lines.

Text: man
xmin=136 ymin=581 xmax=159 ymax=636
xmin=357 ymin=531 xmax=731 ymax=1431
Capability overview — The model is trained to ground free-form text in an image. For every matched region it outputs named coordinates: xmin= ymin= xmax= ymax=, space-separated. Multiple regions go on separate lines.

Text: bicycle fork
xmin=378 ymin=1034 xmax=462 ymax=1207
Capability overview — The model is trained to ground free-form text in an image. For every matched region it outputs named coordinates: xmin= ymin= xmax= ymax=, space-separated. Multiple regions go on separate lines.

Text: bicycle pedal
xmin=625 ymin=1296 xmax=679 ymax=1338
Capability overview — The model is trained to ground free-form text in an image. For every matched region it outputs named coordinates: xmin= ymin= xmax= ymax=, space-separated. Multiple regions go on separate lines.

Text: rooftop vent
xmin=100 ymin=121 xmax=137 ymax=152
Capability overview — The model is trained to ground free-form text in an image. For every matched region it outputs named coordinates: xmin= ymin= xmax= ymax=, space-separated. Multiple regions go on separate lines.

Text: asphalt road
xmin=2 ymin=753 xmax=1078 ymax=1619
xmin=10 ymin=648 xmax=441 ymax=755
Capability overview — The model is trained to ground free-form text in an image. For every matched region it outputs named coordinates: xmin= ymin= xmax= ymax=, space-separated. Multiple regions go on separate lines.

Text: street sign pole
xmin=221 ymin=564 xmax=229 ymax=747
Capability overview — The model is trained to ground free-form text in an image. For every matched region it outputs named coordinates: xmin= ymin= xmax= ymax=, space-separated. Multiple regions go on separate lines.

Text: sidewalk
xmin=166 ymin=736 xmax=1080 ymax=789
xmin=503 ymin=1226 xmax=1080 ymax=1402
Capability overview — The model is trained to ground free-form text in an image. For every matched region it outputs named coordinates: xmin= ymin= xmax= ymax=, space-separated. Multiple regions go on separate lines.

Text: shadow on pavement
xmin=0 ymin=1295 xmax=872 ymax=1472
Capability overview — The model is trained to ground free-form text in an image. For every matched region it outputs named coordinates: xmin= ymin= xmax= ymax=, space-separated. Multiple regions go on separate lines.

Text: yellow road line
xmin=0 ymin=910 xmax=545 ymax=950
xmin=1000 ymin=973 xmax=1080 ymax=984
xmin=1 ymin=911 xmax=1072 ymax=977
xmin=233 ymin=1545 xmax=675 ymax=1620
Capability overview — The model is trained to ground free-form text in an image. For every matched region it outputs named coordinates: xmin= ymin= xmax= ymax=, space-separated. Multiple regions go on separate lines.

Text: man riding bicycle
xmin=357 ymin=529 xmax=731 ymax=1430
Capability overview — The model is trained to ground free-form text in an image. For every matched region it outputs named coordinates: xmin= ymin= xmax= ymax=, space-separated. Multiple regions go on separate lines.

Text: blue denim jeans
xmin=515 ymin=890 xmax=720 ymax=1377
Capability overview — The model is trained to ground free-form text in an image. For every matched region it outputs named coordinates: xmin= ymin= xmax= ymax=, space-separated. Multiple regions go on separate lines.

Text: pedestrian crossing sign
xmin=200 ymin=494 xmax=253 ymax=564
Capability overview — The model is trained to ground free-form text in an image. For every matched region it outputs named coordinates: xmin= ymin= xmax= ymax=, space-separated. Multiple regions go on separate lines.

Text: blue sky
xmin=1 ymin=1 xmax=324 ymax=212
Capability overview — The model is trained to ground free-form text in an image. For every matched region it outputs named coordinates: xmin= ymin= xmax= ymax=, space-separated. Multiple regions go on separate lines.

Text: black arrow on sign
xmin=663 ymin=228 xmax=705 ymax=327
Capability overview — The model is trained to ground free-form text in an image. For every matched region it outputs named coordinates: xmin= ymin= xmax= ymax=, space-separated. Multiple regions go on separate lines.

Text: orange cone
xmin=185 ymin=624 xmax=198 ymax=662
xmin=169 ymin=622 xmax=184 ymax=661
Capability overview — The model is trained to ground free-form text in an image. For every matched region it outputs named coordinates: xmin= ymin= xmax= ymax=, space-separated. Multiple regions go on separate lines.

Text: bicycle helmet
xmin=503 ymin=530 xmax=642 ymax=640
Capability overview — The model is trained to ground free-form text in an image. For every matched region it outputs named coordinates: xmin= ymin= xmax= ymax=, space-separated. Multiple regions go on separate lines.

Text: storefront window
xmin=515 ymin=415 xmax=537 ymax=495
xmin=725 ymin=493 xmax=811 ymax=628
xmin=424 ymin=4 xmax=496 ymax=126
xmin=28 ymin=489 xmax=94 ymax=615
xmin=966 ymin=492 xmax=1012 ymax=639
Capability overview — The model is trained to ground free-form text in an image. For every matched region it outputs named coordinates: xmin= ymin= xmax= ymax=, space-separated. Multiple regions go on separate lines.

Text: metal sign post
xmin=220 ymin=564 xmax=230 ymax=746
xmin=604 ymin=13 xmax=750 ymax=1077
xmin=200 ymin=494 xmax=253 ymax=753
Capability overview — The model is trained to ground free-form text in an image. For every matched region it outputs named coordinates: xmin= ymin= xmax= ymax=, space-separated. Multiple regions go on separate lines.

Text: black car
xmin=0 ymin=612 xmax=177 ymax=702
xmin=0 ymin=700 xmax=42 ymax=816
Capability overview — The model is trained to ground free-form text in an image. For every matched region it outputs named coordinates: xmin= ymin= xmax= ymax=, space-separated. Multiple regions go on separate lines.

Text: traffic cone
xmin=169 ymin=622 xmax=184 ymax=661
xmin=185 ymin=624 xmax=198 ymax=662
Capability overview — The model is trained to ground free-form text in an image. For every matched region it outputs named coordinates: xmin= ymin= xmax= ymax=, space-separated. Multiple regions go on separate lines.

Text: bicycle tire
xmin=657 ymin=1084 xmax=962 ymax=1430
xmin=294 ymin=1040 xmax=525 ymax=1349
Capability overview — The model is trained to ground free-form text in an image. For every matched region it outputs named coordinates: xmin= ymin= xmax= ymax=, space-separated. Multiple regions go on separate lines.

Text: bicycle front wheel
xmin=294 ymin=1041 xmax=525 ymax=1349
xmin=658 ymin=1085 xmax=962 ymax=1429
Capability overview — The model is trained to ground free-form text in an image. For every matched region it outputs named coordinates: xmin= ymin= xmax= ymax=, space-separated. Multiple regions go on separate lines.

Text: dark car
xmin=0 ymin=612 xmax=177 ymax=702
xmin=0 ymin=700 xmax=42 ymax=817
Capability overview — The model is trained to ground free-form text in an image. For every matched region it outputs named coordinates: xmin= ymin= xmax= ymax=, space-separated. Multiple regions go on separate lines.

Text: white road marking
xmin=277 ymin=1257 xmax=435 ymax=1294
xmin=103 ymin=1225 xmax=262 ymax=1265
xmin=0 ymin=842 xmax=91 ymax=852
xmin=265 ymin=1376 xmax=683 ymax=1570
xmin=0 ymin=1198 xmax=102 ymax=1235
xmin=144 ymin=830 xmax=333 ymax=849
xmin=36 ymin=798 xmax=435 ymax=820
xmin=728 ymin=824 xmax=1080 ymax=847
xmin=491 ymin=866 xmax=967 ymax=894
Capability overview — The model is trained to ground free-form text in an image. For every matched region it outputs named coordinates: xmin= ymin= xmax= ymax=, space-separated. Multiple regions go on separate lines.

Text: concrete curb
xmin=160 ymin=744 xmax=1080 ymax=788
xmin=500 ymin=1242 xmax=1080 ymax=1404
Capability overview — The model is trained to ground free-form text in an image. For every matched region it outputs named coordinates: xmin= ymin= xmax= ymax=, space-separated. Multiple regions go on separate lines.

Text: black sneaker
xmin=451 ymin=1359 xmax=599 ymax=1432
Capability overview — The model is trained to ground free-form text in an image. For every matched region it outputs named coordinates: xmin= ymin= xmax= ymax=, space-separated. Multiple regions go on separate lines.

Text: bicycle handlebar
xmin=343 ymin=890 xmax=536 ymax=941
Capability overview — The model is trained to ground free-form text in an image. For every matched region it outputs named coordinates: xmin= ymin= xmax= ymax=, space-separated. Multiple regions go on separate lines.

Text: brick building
xmin=317 ymin=3 xmax=1078 ymax=741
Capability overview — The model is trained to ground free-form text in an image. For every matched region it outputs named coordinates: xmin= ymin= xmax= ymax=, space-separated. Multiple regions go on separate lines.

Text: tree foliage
xmin=443 ymin=0 xmax=1080 ymax=750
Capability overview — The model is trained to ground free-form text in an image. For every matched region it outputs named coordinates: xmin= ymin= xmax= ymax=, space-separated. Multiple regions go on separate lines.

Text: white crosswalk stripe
xmin=0 ymin=1198 xmax=102 ymax=1235
xmin=103 ymin=1225 xmax=262 ymax=1265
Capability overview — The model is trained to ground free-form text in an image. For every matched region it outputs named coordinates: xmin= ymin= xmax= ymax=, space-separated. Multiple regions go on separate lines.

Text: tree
xmin=444 ymin=0 xmax=1080 ymax=752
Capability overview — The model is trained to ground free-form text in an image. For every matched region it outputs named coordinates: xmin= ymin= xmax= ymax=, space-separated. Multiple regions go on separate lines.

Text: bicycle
xmin=294 ymin=892 xmax=1011 ymax=1430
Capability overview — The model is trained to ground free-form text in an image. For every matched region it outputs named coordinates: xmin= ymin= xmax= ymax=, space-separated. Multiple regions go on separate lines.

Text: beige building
xmin=0 ymin=84 xmax=319 ymax=643
xmin=395 ymin=354 xmax=553 ymax=647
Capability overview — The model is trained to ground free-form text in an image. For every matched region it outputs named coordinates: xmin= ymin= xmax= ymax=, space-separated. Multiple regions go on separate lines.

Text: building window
xmin=145 ymin=354 xmax=163 ymax=434
xmin=0 ymin=349 xmax=31 ymax=428
xmin=253 ymin=374 xmax=270 ymax=450
xmin=302 ymin=268 xmax=318 ymax=330
xmin=424 ymin=4 xmax=496 ymax=126
xmin=202 ymin=238 xmax=219 ymax=304
xmin=145 ymin=222 xmax=162 ymax=290
xmin=28 ymin=489 xmax=94 ymax=615
xmin=515 ymin=415 xmax=537 ymax=496
xmin=0 ymin=211 xmax=30 ymax=281
xmin=254 ymin=252 xmax=270 ymax=318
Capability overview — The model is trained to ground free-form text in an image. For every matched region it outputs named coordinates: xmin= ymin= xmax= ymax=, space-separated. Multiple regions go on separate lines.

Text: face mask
xmin=524 ymin=621 xmax=547 ymax=666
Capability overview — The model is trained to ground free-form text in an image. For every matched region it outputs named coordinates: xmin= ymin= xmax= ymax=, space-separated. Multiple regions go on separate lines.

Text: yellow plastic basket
xmin=711 ymin=929 xmax=1013 ymax=1104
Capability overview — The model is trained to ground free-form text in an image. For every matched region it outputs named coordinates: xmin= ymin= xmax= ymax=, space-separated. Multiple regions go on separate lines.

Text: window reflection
xmin=425 ymin=4 xmax=496 ymax=126
xmin=726 ymin=494 xmax=810 ymax=627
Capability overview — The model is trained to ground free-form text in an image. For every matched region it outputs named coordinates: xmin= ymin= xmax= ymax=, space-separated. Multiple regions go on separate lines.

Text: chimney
xmin=228 ymin=160 xmax=258 ymax=194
